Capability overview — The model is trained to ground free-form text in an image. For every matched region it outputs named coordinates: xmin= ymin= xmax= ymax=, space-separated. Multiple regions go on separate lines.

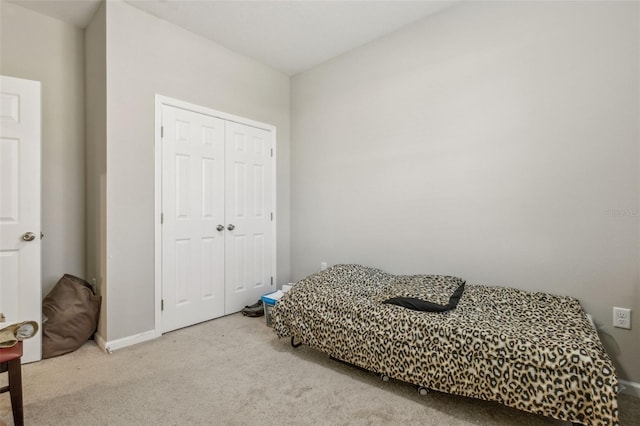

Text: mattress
xmin=271 ymin=264 xmax=618 ymax=426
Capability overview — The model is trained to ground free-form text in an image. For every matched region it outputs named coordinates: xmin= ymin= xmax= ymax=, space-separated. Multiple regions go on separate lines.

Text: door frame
xmin=153 ymin=95 xmax=277 ymax=335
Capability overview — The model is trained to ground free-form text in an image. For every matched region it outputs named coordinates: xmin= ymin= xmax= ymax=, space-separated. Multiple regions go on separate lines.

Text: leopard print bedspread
xmin=271 ymin=264 xmax=618 ymax=426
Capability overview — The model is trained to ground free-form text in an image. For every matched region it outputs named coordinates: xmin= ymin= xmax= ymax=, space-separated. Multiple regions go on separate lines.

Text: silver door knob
xmin=227 ymin=224 xmax=235 ymax=231
xmin=216 ymin=224 xmax=224 ymax=232
xmin=22 ymin=232 xmax=36 ymax=242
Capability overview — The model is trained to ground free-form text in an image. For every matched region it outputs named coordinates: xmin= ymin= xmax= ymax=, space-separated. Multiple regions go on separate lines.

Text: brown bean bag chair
xmin=42 ymin=274 xmax=101 ymax=358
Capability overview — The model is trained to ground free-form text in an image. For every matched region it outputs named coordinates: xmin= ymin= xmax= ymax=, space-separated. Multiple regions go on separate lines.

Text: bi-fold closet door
xmin=161 ymin=104 xmax=274 ymax=333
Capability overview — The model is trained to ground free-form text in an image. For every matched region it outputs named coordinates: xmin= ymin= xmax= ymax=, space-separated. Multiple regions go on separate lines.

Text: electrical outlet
xmin=613 ymin=307 xmax=631 ymax=329
xmin=320 ymin=262 xmax=327 ymax=271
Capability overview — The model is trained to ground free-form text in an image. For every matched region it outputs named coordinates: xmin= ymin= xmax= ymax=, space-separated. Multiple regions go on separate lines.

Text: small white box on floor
xmin=282 ymin=284 xmax=294 ymax=292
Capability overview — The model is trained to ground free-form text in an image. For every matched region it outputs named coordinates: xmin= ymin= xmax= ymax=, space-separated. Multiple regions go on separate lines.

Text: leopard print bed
xmin=271 ymin=264 xmax=618 ymax=426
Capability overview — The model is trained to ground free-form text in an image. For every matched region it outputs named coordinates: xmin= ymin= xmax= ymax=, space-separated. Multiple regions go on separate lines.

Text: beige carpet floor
xmin=1 ymin=313 xmax=638 ymax=425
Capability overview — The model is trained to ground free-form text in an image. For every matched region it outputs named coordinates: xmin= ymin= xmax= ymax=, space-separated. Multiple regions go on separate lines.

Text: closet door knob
xmin=216 ymin=225 xmax=224 ymax=232
xmin=227 ymin=224 xmax=235 ymax=231
xmin=22 ymin=232 xmax=36 ymax=242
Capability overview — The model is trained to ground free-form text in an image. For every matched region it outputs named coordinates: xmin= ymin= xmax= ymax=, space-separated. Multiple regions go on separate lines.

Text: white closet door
xmin=161 ymin=105 xmax=225 ymax=333
xmin=224 ymin=121 xmax=274 ymax=313
xmin=0 ymin=75 xmax=42 ymax=362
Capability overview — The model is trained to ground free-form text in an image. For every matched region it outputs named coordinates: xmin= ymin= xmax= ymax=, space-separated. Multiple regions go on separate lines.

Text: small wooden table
xmin=0 ymin=341 xmax=24 ymax=426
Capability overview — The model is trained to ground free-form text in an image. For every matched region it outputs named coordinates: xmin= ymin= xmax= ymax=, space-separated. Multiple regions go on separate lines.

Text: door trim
xmin=153 ymin=95 xmax=277 ymax=336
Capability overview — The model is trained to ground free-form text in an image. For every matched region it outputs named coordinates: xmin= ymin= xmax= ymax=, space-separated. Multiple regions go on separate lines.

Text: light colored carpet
xmin=1 ymin=313 xmax=638 ymax=425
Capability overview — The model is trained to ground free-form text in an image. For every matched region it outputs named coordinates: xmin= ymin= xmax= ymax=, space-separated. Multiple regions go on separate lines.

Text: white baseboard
xmin=93 ymin=329 xmax=159 ymax=354
xmin=93 ymin=332 xmax=107 ymax=352
xmin=619 ymin=379 xmax=640 ymax=398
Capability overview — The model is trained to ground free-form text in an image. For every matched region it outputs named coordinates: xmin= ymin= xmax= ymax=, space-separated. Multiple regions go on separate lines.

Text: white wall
xmin=291 ymin=1 xmax=640 ymax=383
xmin=0 ymin=1 xmax=86 ymax=295
xmin=101 ymin=1 xmax=290 ymax=341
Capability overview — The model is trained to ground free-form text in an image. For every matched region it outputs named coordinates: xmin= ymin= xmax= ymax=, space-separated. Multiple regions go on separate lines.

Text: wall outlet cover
xmin=613 ymin=307 xmax=631 ymax=330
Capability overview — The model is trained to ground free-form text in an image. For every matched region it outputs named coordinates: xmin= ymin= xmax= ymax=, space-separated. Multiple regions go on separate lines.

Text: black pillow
xmin=383 ymin=282 xmax=465 ymax=312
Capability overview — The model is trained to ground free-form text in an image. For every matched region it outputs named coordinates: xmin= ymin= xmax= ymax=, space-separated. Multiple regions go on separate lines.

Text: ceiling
xmin=9 ymin=0 xmax=456 ymax=75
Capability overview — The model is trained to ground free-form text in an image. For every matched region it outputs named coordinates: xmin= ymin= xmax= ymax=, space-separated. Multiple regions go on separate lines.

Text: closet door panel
xmin=161 ymin=105 xmax=225 ymax=333
xmin=224 ymin=121 xmax=274 ymax=313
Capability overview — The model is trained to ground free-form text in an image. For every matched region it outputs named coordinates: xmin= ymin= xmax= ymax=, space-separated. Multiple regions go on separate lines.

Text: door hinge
xmin=161 ymin=213 xmax=164 ymax=224
xmin=270 ymin=277 xmax=273 ymax=286
xmin=161 ymin=299 xmax=164 ymax=311
xmin=270 ymin=148 xmax=273 ymax=157
xmin=270 ymin=212 xmax=273 ymax=221
xmin=161 ymin=126 xmax=164 ymax=138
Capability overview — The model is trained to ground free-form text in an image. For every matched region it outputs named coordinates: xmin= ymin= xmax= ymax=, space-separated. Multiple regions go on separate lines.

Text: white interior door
xmin=0 ymin=75 xmax=42 ymax=363
xmin=224 ymin=121 xmax=274 ymax=313
xmin=161 ymin=105 xmax=226 ymax=333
